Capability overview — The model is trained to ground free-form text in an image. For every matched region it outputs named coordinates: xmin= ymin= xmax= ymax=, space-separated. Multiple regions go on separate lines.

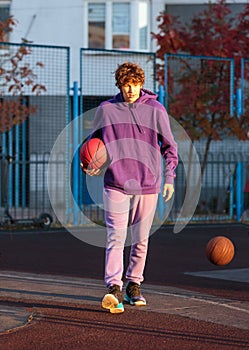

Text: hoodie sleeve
xmin=157 ymin=106 xmax=178 ymax=184
xmin=87 ymin=105 xmax=105 ymax=140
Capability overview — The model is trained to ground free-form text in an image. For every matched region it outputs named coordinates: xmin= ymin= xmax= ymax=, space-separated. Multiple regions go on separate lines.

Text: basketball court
xmin=0 ymin=223 xmax=248 ymax=349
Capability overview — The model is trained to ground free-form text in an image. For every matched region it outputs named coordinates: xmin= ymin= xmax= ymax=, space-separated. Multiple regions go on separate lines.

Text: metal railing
xmin=0 ymin=46 xmax=248 ymax=228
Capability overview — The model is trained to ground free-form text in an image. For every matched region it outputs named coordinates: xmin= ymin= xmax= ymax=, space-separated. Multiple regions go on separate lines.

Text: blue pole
xmin=164 ymin=54 xmax=168 ymax=109
xmin=230 ymin=59 xmax=235 ymax=117
xmin=158 ymin=84 xmax=164 ymax=105
xmin=22 ymin=120 xmax=27 ymax=207
xmin=241 ymin=58 xmax=244 ymax=115
xmin=158 ymin=84 xmax=165 ymax=222
xmin=2 ymin=132 xmax=7 ymax=154
xmin=236 ymin=162 xmax=244 ymax=221
xmin=72 ymin=81 xmax=79 ymax=226
xmin=236 ymin=88 xmax=242 ymax=117
xmin=65 ymin=47 xmax=71 ymax=224
xmin=1 ymin=133 xmax=7 ymax=207
xmin=15 ymin=124 xmax=20 ymax=206
xmin=8 ymin=128 xmax=13 ymax=207
xmin=229 ymin=173 xmax=234 ymax=219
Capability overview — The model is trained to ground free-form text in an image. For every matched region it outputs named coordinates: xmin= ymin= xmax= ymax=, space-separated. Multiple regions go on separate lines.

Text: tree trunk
xmin=201 ymin=135 xmax=212 ymax=176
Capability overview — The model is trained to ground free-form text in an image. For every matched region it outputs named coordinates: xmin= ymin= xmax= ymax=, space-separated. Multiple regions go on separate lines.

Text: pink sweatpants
xmin=103 ymin=188 xmax=158 ymax=289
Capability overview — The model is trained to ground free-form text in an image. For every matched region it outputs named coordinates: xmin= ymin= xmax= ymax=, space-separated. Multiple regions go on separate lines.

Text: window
xmin=88 ymin=3 xmax=105 ymax=48
xmin=0 ymin=2 xmax=10 ymax=22
xmin=112 ymin=3 xmax=130 ymax=49
xmin=0 ymin=1 xmax=10 ymax=42
xmin=87 ymin=1 xmax=150 ymax=51
xmin=139 ymin=2 xmax=148 ymax=50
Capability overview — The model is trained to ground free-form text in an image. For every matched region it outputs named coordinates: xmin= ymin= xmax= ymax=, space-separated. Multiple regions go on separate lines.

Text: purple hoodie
xmin=91 ymin=89 xmax=178 ymax=195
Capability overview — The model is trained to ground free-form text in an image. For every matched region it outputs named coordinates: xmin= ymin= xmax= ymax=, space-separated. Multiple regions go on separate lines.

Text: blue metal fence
xmin=164 ymin=53 xmax=248 ymax=222
xmin=0 ymin=42 xmax=70 ymax=224
xmin=76 ymin=49 xmax=156 ymax=226
xmin=164 ymin=53 xmax=235 ymax=116
xmin=1 ymin=47 xmax=248 ymax=228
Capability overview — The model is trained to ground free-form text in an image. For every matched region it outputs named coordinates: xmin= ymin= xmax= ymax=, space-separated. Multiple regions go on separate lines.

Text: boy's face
xmin=121 ymin=83 xmax=142 ymax=103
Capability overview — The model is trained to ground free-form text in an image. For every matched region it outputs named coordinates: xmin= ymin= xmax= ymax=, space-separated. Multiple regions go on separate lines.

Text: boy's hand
xmin=80 ymin=163 xmax=101 ymax=176
xmin=162 ymin=183 xmax=174 ymax=202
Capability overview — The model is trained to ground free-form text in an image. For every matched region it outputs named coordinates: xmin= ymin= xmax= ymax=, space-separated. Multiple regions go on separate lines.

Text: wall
xmin=10 ymin=0 xmax=83 ymax=85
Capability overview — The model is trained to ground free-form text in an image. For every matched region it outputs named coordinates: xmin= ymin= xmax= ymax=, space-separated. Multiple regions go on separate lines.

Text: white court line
xmin=0 ymin=309 xmax=18 ymax=314
xmin=1 ymin=271 xmax=249 ymax=315
xmin=0 ymin=272 xmax=103 ymax=289
xmin=144 ymin=288 xmax=249 ymax=315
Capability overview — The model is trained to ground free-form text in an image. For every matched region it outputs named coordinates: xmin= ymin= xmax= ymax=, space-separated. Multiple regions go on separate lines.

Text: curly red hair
xmin=115 ymin=62 xmax=145 ymax=89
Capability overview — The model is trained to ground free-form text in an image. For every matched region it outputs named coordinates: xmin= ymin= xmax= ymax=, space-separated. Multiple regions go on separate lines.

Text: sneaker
xmin=101 ymin=284 xmax=124 ymax=314
xmin=124 ymin=282 xmax=146 ymax=306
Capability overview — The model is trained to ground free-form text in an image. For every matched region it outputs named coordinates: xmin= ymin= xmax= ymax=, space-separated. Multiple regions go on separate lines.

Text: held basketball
xmin=206 ymin=236 xmax=235 ymax=266
xmin=80 ymin=138 xmax=107 ymax=170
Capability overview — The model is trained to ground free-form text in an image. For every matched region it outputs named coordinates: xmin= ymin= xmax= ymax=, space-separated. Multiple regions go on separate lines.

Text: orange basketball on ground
xmin=206 ymin=236 xmax=235 ymax=266
xmin=80 ymin=138 xmax=107 ymax=170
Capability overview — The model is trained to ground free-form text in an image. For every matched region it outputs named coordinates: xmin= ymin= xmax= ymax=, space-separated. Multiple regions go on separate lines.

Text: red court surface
xmin=0 ymin=223 xmax=249 ymax=349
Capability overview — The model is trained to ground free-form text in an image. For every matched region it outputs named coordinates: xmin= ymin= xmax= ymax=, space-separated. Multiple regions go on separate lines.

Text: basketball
xmin=80 ymin=138 xmax=107 ymax=170
xmin=206 ymin=236 xmax=235 ymax=266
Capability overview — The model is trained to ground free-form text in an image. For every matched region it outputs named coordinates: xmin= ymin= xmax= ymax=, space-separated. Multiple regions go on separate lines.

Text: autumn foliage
xmin=0 ymin=17 xmax=46 ymax=132
xmin=152 ymin=0 xmax=248 ymax=169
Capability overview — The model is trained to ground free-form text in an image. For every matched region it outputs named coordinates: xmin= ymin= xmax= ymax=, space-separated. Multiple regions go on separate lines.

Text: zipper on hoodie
xmin=128 ymin=103 xmax=145 ymax=134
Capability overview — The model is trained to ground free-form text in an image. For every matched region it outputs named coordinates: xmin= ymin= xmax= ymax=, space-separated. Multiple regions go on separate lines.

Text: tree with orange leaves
xmin=152 ymin=0 xmax=248 ymax=174
xmin=0 ymin=16 xmax=46 ymax=133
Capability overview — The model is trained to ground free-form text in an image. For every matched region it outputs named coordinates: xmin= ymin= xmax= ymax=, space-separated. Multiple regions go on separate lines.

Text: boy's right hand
xmin=80 ymin=162 xmax=101 ymax=176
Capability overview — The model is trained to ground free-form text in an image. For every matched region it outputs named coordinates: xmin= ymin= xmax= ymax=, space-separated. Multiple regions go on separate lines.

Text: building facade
xmin=0 ymin=0 xmax=246 ymax=84
xmin=0 ymin=0 xmax=248 ymax=221
xmin=8 ymin=0 xmax=162 ymax=84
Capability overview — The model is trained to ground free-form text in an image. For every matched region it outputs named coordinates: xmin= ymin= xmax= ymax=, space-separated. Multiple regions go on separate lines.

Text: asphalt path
xmin=0 ymin=223 xmax=248 ymax=349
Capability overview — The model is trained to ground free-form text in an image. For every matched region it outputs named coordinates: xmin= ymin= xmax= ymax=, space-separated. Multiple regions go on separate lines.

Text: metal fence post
xmin=15 ymin=124 xmax=20 ymax=206
xmin=72 ymin=81 xmax=80 ymax=226
xmin=229 ymin=173 xmax=234 ymax=219
xmin=241 ymin=58 xmax=244 ymax=116
xmin=8 ymin=129 xmax=13 ymax=208
xmin=236 ymin=162 xmax=244 ymax=221
xmin=22 ymin=120 xmax=27 ymax=207
xmin=236 ymin=88 xmax=242 ymax=117
xmin=158 ymin=84 xmax=165 ymax=222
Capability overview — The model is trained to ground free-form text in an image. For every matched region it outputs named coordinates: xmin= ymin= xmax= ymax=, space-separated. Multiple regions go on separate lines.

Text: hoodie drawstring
xmin=129 ymin=104 xmax=145 ymax=134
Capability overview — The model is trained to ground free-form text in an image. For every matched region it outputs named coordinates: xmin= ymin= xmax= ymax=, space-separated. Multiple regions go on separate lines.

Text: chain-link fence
xmin=0 ymin=43 xmax=70 ymax=225
xmin=80 ymin=48 xmax=156 ymax=113
xmin=1 ymin=46 xmax=248 ymax=228
xmin=164 ymin=53 xmax=249 ymax=222
xmin=76 ymin=49 xmax=156 ymax=225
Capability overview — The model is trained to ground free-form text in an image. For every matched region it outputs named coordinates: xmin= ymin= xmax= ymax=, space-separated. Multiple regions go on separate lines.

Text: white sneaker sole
xmin=102 ymin=294 xmax=124 ymax=313
xmin=124 ymin=294 xmax=146 ymax=306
